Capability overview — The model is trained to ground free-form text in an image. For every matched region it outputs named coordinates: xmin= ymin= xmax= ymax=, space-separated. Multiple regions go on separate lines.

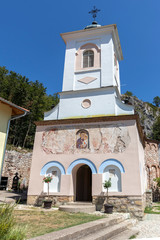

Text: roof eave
xmin=0 ymin=97 xmax=29 ymax=116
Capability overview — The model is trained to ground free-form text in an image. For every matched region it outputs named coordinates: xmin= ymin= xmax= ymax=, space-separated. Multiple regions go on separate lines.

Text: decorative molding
xmin=67 ymin=158 xmax=97 ymax=175
xmin=78 ymin=77 xmax=97 ymax=84
xmin=81 ymin=99 xmax=91 ymax=109
xmin=40 ymin=161 xmax=66 ymax=175
xmin=99 ymin=159 xmax=125 ymax=173
xmin=75 ymin=68 xmax=101 ymax=74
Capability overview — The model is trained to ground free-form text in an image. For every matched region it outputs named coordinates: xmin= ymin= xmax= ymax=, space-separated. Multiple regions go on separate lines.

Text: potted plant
xmin=43 ymin=175 xmax=53 ymax=208
xmin=103 ymin=178 xmax=113 ymax=214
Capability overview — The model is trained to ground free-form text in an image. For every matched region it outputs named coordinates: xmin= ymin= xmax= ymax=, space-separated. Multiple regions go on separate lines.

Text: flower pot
xmin=44 ymin=200 xmax=52 ymax=209
xmin=104 ymin=204 xmax=113 ymax=214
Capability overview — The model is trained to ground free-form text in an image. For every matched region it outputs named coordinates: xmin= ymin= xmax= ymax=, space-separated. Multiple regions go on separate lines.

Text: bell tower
xmin=44 ymin=17 xmax=134 ymax=120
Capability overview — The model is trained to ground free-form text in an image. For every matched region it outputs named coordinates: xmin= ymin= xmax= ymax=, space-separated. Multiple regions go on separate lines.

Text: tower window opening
xmin=83 ymin=50 xmax=94 ymax=68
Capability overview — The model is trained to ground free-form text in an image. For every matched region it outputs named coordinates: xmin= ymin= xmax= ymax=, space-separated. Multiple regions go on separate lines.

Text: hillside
xmin=122 ymin=95 xmax=160 ymax=139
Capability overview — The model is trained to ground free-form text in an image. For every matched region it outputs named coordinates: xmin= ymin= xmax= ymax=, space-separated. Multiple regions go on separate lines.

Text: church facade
xmin=27 ymin=22 xmax=157 ymax=219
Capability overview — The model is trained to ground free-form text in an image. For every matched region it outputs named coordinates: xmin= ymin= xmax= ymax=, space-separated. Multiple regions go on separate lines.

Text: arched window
xmin=44 ymin=166 xmax=61 ymax=193
xmin=83 ymin=50 xmax=94 ymax=68
xmin=103 ymin=165 xmax=122 ymax=192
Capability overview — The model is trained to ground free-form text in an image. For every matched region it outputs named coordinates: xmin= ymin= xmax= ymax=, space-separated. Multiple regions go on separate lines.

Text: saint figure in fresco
xmin=76 ymin=130 xmax=88 ymax=149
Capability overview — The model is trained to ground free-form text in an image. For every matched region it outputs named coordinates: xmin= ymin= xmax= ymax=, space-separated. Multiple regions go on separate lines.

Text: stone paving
xmin=136 ymin=214 xmax=160 ymax=239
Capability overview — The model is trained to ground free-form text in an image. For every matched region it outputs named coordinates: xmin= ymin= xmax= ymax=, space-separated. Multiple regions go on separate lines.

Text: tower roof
xmin=84 ymin=21 xmax=101 ymax=29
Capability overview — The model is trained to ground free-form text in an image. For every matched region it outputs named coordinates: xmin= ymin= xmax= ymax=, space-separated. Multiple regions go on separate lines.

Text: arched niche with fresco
xmin=76 ymin=129 xmax=89 ymax=149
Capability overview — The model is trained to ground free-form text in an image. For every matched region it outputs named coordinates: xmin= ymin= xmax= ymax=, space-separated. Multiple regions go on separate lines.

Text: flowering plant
xmin=43 ymin=176 xmax=52 ymax=183
xmin=43 ymin=175 xmax=52 ymax=199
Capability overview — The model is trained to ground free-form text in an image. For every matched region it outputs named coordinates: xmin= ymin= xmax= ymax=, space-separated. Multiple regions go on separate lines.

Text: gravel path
xmin=136 ymin=214 xmax=160 ymax=239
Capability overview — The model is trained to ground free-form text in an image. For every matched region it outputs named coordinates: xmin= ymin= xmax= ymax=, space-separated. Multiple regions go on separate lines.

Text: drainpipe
xmin=0 ymin=111 xmax=28 ymax=184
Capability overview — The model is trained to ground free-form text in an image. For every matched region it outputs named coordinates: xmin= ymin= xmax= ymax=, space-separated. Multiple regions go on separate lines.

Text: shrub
xmin=124 ymin=91 xmax=133 ymax=96
xmin=0 ymin=204 xmax=26 ymax=240
xmin=154 ymin=177 xmax=160 ymax=188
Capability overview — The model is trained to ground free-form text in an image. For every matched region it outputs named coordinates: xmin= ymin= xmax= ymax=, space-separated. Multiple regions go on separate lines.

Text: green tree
xmin=0 ymin=66 xmax=59 ymax=149
xmin=103 ymin=179 xmax=112 ymax=204
xmin=153 ymin=96 xmax=160 ymax=107
xmin=152 ymin=115 xmax=160 ymax=141
xmin=124 ymin=91 xmax=133 ymax=96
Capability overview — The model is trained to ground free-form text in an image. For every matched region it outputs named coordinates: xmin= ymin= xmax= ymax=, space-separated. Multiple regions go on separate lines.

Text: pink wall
xmin=28 ymin=119 xmax=145 ymax=198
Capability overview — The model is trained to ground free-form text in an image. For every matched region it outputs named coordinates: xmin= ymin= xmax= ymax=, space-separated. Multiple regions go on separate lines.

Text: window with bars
xmin=83 ymin=50 xmax=94 ymax=68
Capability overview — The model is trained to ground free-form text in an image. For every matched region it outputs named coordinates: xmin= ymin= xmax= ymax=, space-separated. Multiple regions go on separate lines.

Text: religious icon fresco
xmin=76 ymin=129 xmax=89 ymax=149
xmin=41 ymin=125 xmax=130 ymax=154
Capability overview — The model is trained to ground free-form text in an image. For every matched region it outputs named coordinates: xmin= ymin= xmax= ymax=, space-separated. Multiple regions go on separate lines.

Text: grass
xmin=129 ymin=235 xmax=137 ymax=239
xmin=14 ymin=210 xmax=104 ymax=239
xmin=144 ymin=202 xmax=160 ymax=214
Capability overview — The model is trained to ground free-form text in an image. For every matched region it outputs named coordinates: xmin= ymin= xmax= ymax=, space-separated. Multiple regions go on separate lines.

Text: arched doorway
xmin=76 ymin=165 xmax=92 ymax=202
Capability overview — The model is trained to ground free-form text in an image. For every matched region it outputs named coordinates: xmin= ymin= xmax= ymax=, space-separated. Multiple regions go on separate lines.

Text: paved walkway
xmin=136 ymin=214 xmax=160 ymax=239
xmin=0 ymin=190 xmax=20 ymax=203
xmin=0 ymin=190 xmax=27 ymax=203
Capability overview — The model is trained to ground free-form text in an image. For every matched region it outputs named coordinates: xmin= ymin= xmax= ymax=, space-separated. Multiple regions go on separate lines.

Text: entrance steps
xmin=29 ymin=214 xmax=138 ymax=240
xmin=80 ymin=219 xmax=138 ymax=240
xmin=59 ymin=202 xmax=95 ymax=213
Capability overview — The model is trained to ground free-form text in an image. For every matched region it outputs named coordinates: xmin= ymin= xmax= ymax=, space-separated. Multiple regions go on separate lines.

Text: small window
xmin=83 ymin=50 xmax=94 ymax=68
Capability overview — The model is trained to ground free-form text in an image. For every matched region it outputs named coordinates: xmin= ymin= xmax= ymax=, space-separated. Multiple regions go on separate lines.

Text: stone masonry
xmin=27 ymin=195 xmax=74 ymax=207
xmin=93 ymin=193 xmax=152 ymax=220
xmin=145 ymin=140 xmax=160 ymax=189
xmin=2 ymin=149 xmax=32 ymax=190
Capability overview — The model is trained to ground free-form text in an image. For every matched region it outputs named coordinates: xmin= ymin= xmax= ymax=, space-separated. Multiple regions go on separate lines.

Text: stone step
xmin=109 ymin=227 xmax=139 ymax=240
xmin=80 ymin=219 xmax=133 ymax=240
xmin=29 ymin=215 xmax=126 ymax=240
xmin=0 ymin=197 xmax=16 ymax=204
xmin=66 ymin=201 xmax=93 ymax=206
xmin=59 ymin=204 xmax=95 ymax=213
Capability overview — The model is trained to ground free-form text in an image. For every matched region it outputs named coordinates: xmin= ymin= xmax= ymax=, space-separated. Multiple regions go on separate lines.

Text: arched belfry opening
xmin=76 ymin=165 xmax=92 ymax=202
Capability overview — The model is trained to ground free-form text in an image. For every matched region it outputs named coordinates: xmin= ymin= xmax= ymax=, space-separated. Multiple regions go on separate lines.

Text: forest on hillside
xmin=0 ymin=67 xmax=159 ymax=149
xmin=0 ymin=66 xmax=59 ymax=148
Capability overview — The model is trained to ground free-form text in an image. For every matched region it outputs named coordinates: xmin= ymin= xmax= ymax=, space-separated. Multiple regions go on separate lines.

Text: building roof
xmin=0 ymin=97 xmax=29 ymax=116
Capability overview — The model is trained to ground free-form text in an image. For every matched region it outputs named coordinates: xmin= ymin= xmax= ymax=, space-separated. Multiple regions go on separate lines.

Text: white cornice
xmin=59 ymin=86 xmax=115 ymax=96
xmin=60 ymin=24 xmax=123 ymax=61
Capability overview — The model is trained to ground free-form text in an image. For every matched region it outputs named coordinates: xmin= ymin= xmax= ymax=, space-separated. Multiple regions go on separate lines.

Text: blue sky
xmin=0 ymin=0 xmax=159 ymax=103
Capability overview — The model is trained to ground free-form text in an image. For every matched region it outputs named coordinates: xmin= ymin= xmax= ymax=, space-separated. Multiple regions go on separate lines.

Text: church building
xmin=27 ymin=19 xmax=157 ymax=219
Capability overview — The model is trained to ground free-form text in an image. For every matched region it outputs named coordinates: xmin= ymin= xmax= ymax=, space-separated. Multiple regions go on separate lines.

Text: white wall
xmin=62 ymin=40 xmax=75 ymax=91
xmin=74 ymin=70 xmax=100 ymax=90
xmin=62 ymin=31 xmax=119 ymax=92
xmin=44 ymin=89 xmax=134 ymax=120
xmin=101 ymin=34 xmax=114 ymax=87
xmin=44 ymin=27 xmax=134 ymax=121
xmin=58 ymin=88 xmax=116 ymax=119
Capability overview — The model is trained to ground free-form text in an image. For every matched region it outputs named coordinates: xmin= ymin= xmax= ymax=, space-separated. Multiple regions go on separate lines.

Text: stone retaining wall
xmin=145 ymin=190 xmax=152 ymax=207
xmin=27 ymin=192 xmax=152 ymax=219
xmin=27 ymin=195 xmax=74 ymax=206
xmin=2 ymin=149 xmax=32 ymax=189
xmin=93 ymin=194 xmax=150 ymax=220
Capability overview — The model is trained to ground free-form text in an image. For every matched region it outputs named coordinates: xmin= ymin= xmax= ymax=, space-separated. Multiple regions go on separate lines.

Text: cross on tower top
xmin=89 ymin=6 xmax=100 ymax=21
